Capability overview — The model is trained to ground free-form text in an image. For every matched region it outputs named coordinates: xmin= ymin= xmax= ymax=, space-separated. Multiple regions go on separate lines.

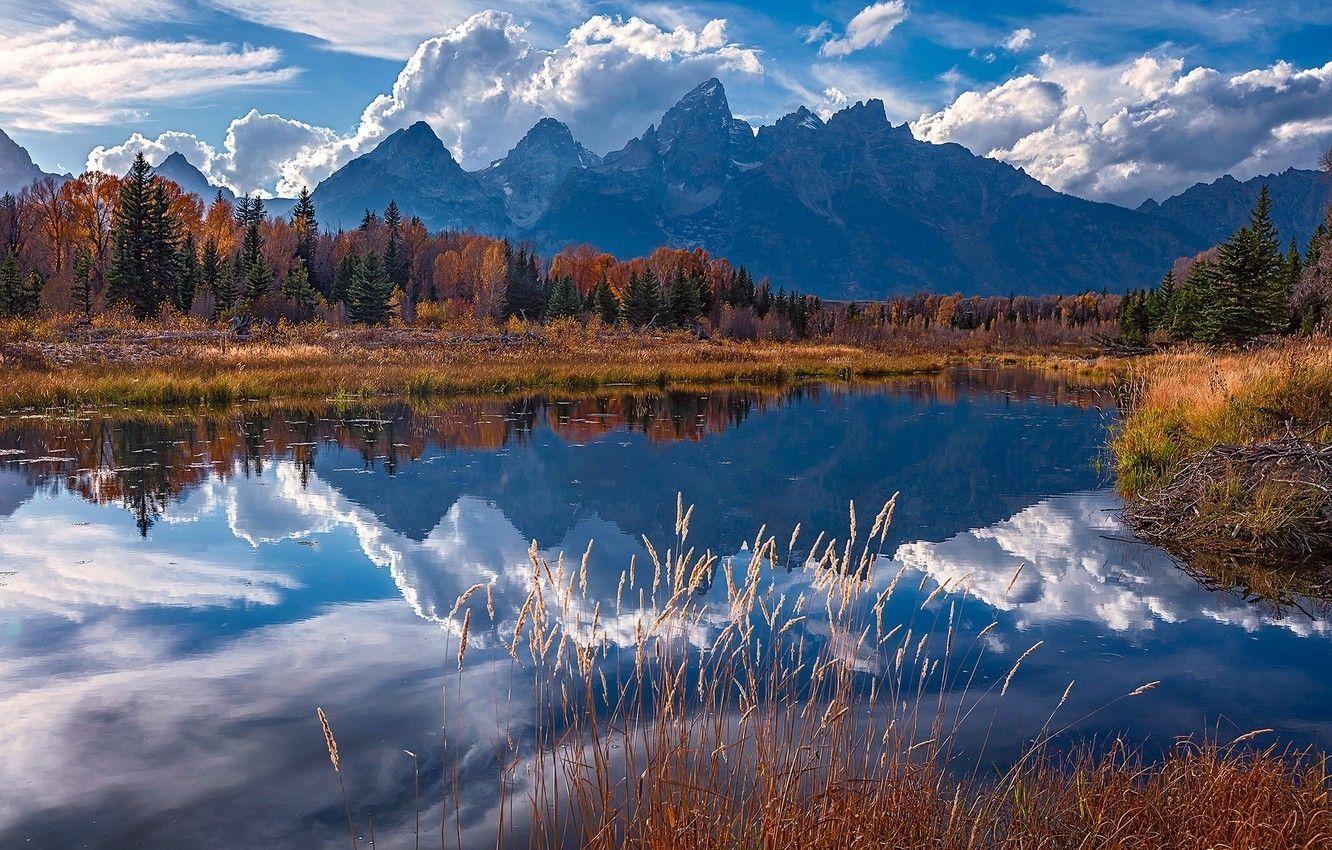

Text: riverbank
xmin=1113 ymin=342 xmax=1332 ymax=562
xmin=0 ymin=316 xmax=1115 ymax=409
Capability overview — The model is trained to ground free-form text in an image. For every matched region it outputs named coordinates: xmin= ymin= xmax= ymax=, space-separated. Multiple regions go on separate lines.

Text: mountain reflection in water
xmin=3 ymin=371 xmax=1332 ymax=849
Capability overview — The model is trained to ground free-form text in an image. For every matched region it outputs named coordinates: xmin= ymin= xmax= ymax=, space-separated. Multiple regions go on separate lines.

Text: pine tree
xmin=108 ymin=153 xmax=180 ymax=318
xmin=334 ymin=251 xmax=360 ymax=304
xmin=347 ymin=250 xmax=392 ymax=324
xmin=173 ymin=233 xmax=200 ymax=312
xmin=545 ymin=275 xmax=582 ymax=320
xmin=281 ymin=258 xmax=319 ymax=316
xmin=291 ymin=187 xmax=319 ymax=278
xmin=0 ymin=250 xmax=19 ymax=317
xmin=666 ymin=272 xmax=703 ymax=327
xmin=620 ymin=269 xmax=662 ymax=327
xmin=754 ymin=280 xmax=773 ymax=318
xmin=242 ymin=254 xmax=273 ymax=307
xmin=1202 ymin=187 xmax=1286 ymax=343
xmin=383 ymin=201 xmax=405 ymax=290
xmin=201 ymin=237 xmax=221 ymax=299
xmin=730 ymin=266 xmax=755 ymax=308
xmin=591 ymin=276 xmax=619 ymax=324
xmin=1171 ymin=259 xmax=1217 ymax=342
xmin=71 ymin=247 xmax=93 ymax=317
xmin=1118 ymin=289 xmax=1150 ymax=344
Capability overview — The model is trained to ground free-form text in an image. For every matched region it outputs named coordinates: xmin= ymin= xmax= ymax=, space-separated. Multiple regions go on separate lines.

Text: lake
xmin=3 ymin=369 xmax=1331 ymax=849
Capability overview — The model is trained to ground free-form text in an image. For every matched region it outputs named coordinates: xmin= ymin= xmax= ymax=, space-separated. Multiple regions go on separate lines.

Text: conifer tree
xmin=173 ymin=233 xmax=200 ymax=312
xmin=201 ymin=237 xmax=221 ymax=299
xmin=591 ymin=275 xmax=619 ymax=324
xmin=334 ymin=251 xmax=360 ymax=304
xmin=108 ymin=153 xmax=180 ymax=318
xmin=545 ymin=275 xmax=582 ymax=320
xmin=383 ymin=201 xmax=405 ymax=290
xmin=347 ymin=250 xmax=392 ymax=324
xmin=666 ymin=271 xmax=704 ymax=327
xmin=211 ymin=260 xmax=238 ymax=320
xmin=0 ymin=249 xmax=19 ymax=317
xmin=281 ymin=258 xmax=319 ymax=316
xmin=1202 ymin=186 xmax=1285 ymax=342
xmin=620 ymin=269 xmax=662 ymax=327
xmin=71 ymin=247 xmax=93 ymax=317
xmin=242 ymin=254 xmax=273 ymax=307
xmin=754 ymin=280 xmax=773 ymax=318
xmin=291 ymin=188 xmax=319 ymax=279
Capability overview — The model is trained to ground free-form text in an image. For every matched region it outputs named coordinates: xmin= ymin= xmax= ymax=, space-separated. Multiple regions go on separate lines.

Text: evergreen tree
xmin=281 ymin=258 xmax=319 ymax=316
xmin=173 ymin=234 xmax=200 ymax=312
xmin=505 ymin=246 xmax=548 ymax=319
xmin=242 ymin=254 xmax=273 ymax=306
xmin=754 ymin=280 xmax=773 ymax=318
xmin=0 ymin=250 xmax=19 ymax=317
xmin=545 ymin=275 xmax=582 ymax=320
xmin=71 ymin=247 xmax=93 ymax=317
xmin=1202 ymin=186 xmax=1285 ymax=343
xmin=591 ymin=276 xmax=619 ymax=324
xmin=201 ymin=237 xmax=221 ymax=299
xmin=383 ymin=201 xmax=405 ymax=290
xmin=212 ymin=260 xmax=238 ymax=320
xmin=730 ymin=266 xmax=755 ymax=308
xmin=291 ymin=188 xmax=318 ymax=275
xmin=666 ymin=271 xmax=704 ymax=327
xmin=107 ymin=154 xmax=180 ymax=319
xmin=236 ymin=213 xmax=264 ymax=282
xmin=360 ymin=209 xmax=379 ymax=231
xmin=1118 ymin=289 xmax=1150 ymax=344
xmin=620 ymin=269 xmax=662 ymax=327
xmin=1170 ymin=259 xmax=1217 ymax=342
xmin=334 ymin=251 xmax=360 ymax=304
xmin=347 ymin=250 xmax=392 ymax=324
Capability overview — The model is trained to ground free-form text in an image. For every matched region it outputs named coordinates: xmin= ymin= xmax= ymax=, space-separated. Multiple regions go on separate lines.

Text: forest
xmin=0 ymin=153 xmax=1131 ymax=346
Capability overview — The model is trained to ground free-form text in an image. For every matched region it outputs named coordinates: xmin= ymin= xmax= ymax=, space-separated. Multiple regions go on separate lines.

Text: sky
xmin=2 ymin=0 xmax=1330 ymax=206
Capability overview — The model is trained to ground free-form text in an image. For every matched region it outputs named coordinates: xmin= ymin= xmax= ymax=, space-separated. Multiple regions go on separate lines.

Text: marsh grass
xmin=1113 ymin=342 xmax=1332 ymax=561
xmin=0 ymin=314 xmax=1120 ymax=410
xmin=318 ymin=497 xmax=1332 ymax=848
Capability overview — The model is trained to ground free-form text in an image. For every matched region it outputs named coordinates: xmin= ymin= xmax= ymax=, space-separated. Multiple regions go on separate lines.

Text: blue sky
xmin=3 ymin=0 xmax=1330 ymax=205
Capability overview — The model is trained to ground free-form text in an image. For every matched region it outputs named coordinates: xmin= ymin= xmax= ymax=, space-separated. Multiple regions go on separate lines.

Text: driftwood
xmin=1126 ymin=433 xmax=1332 ymax=561
xmin=1092 ymin=333 xmax=1156 ymax=357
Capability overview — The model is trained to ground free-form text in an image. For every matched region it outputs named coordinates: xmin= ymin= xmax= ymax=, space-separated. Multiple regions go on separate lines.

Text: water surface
xmin=3 ymin=370 xmax=1331 ymax=849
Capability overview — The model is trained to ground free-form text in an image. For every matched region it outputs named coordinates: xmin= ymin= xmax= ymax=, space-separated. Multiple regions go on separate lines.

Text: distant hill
xmin=1139 ymin=168 xmax=1331 ymax=250
xmin=155 ymin=152 xmax=235 ymax=205
xmin=0 ymin=129 xmax=65 ymax=195
xmin=308 ymin=79 xmax=1209 ymax=298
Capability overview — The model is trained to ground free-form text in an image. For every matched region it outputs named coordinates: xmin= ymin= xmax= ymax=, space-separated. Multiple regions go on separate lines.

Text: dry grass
xmin=0 ymin=314 xmax=1113 ymax=410
xmin=1112 ymin=342 xmax=1332 ymax=560
xmin=317 ymin=498 xmax=1331 ymax=849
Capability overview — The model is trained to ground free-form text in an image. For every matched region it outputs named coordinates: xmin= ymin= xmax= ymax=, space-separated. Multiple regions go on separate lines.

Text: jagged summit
xmin=478 ymin=117 xmax=601 ymax=226
xmin=307 ymin=77 xmax=1223 ymax=298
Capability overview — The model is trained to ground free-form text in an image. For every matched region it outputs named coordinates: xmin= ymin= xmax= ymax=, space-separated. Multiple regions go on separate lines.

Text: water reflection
xmin=5 ymin=373 xmax=1332 ymax=849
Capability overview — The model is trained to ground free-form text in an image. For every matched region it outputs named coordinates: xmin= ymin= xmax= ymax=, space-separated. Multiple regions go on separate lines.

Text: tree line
xmin=1118 ymin=184 xmax=1332 ymax=345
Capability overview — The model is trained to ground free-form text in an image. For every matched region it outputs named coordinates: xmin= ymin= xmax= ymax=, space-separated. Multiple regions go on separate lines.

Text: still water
xmin=2 ymin=370 xmax=1331 ymax=848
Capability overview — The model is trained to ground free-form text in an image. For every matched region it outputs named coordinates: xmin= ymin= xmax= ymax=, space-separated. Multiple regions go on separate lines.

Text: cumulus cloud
xmin=0 ymin=23 xmax=296 ymax=131
xmin=819 ymin=1 xmax=910 ymax=58
xmin=911 ymin=55 xmax=1332 ymax=205
xmin=87 ymin=10 xmax=764 ymax=196
xmin=1002 ymin=27 xmax=1034 ymax=51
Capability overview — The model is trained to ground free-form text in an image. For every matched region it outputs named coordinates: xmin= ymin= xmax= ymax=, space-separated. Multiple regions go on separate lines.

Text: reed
xmin=1112 ymin=342 xmax=1332 ymax=562
xmin=317 ymin=497 xmax=1332 ymax=848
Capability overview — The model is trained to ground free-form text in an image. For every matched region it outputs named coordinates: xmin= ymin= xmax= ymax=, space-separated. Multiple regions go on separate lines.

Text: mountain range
xmin=0 ymin=129 xmax=65 ymax=195
xmin=2 ymin=81 xmax=1328 ymax=298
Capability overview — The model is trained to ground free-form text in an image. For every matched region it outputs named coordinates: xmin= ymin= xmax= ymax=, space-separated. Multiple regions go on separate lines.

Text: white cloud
xmin=87 ymin=10 xmax=764 ymax=195
xmin=911 ymin=55 xmax=1332 ymax=205
xmin=0 ymin=23 xmax=297 ymax=131
xmin=1002 ymin=27 xmax=1034 ymax=52
xmin=205 ymin=0 xmax=584 ymax=59
xmin=819 ymin=1 xmax=910 ymax=59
